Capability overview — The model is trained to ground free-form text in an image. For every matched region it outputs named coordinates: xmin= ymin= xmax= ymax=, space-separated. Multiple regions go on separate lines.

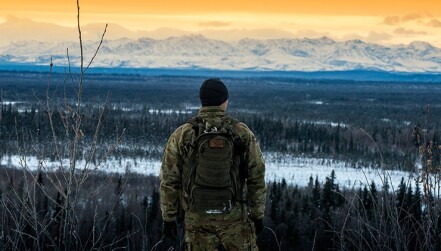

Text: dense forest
xmin=1 ymin=71 xmax=440 ymax=170
xmin=1 ymin=71 xmax=441 ymax=250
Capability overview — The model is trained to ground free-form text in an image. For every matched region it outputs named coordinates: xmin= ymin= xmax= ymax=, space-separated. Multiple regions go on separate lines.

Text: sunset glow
xmin=1 ymin=0 xmax=440 ymax=46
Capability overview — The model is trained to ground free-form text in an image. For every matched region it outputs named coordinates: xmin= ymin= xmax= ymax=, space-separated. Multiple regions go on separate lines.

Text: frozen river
xmin=1 ymin=153 xmax=417 ymax=191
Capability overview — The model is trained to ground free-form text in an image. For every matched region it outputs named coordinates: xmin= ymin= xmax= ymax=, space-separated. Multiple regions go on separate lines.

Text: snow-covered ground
xmin=1 ymin=154 xmax=416 ymax=191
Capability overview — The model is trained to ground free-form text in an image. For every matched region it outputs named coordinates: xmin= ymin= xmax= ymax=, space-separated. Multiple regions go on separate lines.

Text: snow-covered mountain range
xmin=1 ymin=35 xmax=441 ymax=73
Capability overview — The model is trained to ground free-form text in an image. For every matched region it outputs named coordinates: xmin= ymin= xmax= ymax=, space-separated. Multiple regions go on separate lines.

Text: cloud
xmin=366 ymin=31 xmax=393 ymax=43
xmin=383 ymin=13 xmax=425 ymax=25
xmin=0 ymin=16 xmax=77 ymax=46
xmin=141 ymin=27 xmax=190 ymax=39
xmin=401 ymin=13 xmax=423 ymax=22
xmin=201 ymin=28 xmax=297 ymax=41
xmin=198 ymin=21 xmax=230 ymax=27
xmin=341 ymin=31 xmax=392 ymax=44
xmin=383 ymin=13 xmax=441 ymax=29
xmin=295 ymin=30 xmax=330 ymax=39
xmin=394 ymin=28 xmax=428 ymax=35
xmin=427 ymin=19 xmax=441 ymax=27
xmin=383 ymin=16 xmax=400 ymax=25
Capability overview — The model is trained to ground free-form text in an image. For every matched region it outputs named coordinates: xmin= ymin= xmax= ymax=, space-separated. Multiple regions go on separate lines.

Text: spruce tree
xmin=368 ymin=181 xmax=378 ymax=219
xmin=308 ymin=175 xmax=313 ymax=191
xmin=318 ymin=170 xmax=344 ymax=223
xmin=412 ymin=181 xmax=422 ymax=222
xmin=405 ymin=185 xmax=414 ymax=214
xmin=147 ymin=188 xmax=159 ymax=222
xmin=281 ymin=178 xmax=287 ymax=190
xmin=321 ymin=173 xmax=335 ymax=214
xmin=312 ymin=176 xmax=321 ymax=208
xmin=362 ymin=185 xmax=370 ymax=211
xmin=369 ymin=181 xmax=378 ymax=204
xmin=270 ymin=181 xmax=281 ymax=221
xmin=396 ymin=177 xmax=407 ymax=222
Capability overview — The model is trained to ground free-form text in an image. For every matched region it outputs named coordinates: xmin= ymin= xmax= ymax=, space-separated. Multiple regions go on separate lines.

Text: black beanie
xmin=199 ymin=78 xmax=229 ymax=106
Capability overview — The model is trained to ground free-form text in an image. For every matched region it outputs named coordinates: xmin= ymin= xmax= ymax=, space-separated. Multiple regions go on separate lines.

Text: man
xmin=160 ymin=78 xmax=267 ymax=250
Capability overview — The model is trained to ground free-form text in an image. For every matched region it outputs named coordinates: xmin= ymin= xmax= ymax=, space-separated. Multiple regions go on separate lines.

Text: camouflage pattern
xmin=160 ymin=106 xmax=267 ymax=249
xmin=184 ymin=218 xmax=258 ymax=250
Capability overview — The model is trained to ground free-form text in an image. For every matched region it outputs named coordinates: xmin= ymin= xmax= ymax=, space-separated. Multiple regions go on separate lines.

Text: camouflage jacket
xmin=160 ymin=106 xmax=267 ymax=223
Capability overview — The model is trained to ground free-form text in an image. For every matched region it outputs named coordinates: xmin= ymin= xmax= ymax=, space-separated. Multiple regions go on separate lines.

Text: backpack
xmin=184 ymin=116 xmax=246 ymax=214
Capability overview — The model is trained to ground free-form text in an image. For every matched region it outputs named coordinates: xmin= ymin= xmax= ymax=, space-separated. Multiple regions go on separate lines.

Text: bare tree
xmin=0 ymin=1 xmax=130 ymax=250
xmin=412 ymin=105 xmax=441 ymax=250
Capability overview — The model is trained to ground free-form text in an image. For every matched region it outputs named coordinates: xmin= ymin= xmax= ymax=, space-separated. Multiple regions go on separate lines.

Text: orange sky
xmin=0 ymin=0 xmax=440 ymax=46
xmin=3 ymin=0 xmax=440 ymax=15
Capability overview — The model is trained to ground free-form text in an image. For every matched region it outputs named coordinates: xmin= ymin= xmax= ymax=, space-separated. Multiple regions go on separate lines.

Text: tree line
xmin=1 ymin=167 xmax=439 ymax=250
xmin=1 ymin=101 xmax=439 ymax=171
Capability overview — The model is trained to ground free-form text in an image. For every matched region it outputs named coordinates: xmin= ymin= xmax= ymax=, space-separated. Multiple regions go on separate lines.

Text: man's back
xmin=160 ymin=79 xmax=266 ymax=250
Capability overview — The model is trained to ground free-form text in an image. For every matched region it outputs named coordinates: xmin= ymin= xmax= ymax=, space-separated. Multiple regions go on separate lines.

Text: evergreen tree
xmin=308 ymin=175 xmax=313 ymax=191
xmin=412 ymin=182 xmax=422 ymax=222
xmin=285 ymin=196 xmax=293 ymax=211
xmin=369 ymin=181 xmax=378 ymax=204
xmin=357 ymin=187 xmax=363 ymax=211
xmin=281 ymin=178 xmax=287 ymax=190
xmin=149 ymin=188 xmax=159 ymax=222
xmin=37 ymin=172 xmax=44 ymax=186
xmin=312 ymin=176 xmax=321 ymax=208
xmin=321 ymin=171 xmax=337 ymax=214
xmin=334 ymin=124 xmax=341 ymax=154
xmin=362 ymin=185 xmax=370 ymax=211
xmin=270 ymin=181 xmax=281 ymax=221
xmin=396 ymin=178 xmax=407 ymax=222
xmin=368 ymin=181 xmax=378 ymax=219
xmin=405 ymin=185 xmax=413 ymax=214
xmin=349 ymin=133 xmax=354 ymax=152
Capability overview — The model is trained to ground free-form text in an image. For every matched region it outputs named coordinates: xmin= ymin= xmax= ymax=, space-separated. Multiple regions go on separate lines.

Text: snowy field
xmin=1 ymin=153 xmax=416 ymax=191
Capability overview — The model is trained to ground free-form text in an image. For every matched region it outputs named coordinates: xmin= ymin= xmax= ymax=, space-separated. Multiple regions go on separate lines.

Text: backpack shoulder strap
xmin=223 ymin=116 xmax=249 ymax=182
xmin=187 ymin=116 xmax=202 ymax=137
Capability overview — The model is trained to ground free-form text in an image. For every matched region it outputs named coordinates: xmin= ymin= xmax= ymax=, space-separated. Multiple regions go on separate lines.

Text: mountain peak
xmin=1 ymin=37 xmax=440 ymax=73
xmin=167 ymin=34 xmax=207 ymax=40
xmin=318 ymin=36 xmax=336 ymax=44
xmin=409 ymin=41 xmax=434 ymax=51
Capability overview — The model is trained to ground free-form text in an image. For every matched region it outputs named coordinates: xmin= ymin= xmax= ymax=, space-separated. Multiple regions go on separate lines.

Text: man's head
xmin=199 ymin=78 xmax=229 ymax=107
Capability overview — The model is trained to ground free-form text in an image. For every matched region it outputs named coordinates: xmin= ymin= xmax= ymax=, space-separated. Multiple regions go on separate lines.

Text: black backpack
xmin=184 ymin=116 xmax=246 ymax=214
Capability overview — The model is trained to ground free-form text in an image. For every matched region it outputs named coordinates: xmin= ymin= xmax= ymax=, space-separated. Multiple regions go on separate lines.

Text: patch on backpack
xmin=209 ymin=138 xmax=224 ymax=148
